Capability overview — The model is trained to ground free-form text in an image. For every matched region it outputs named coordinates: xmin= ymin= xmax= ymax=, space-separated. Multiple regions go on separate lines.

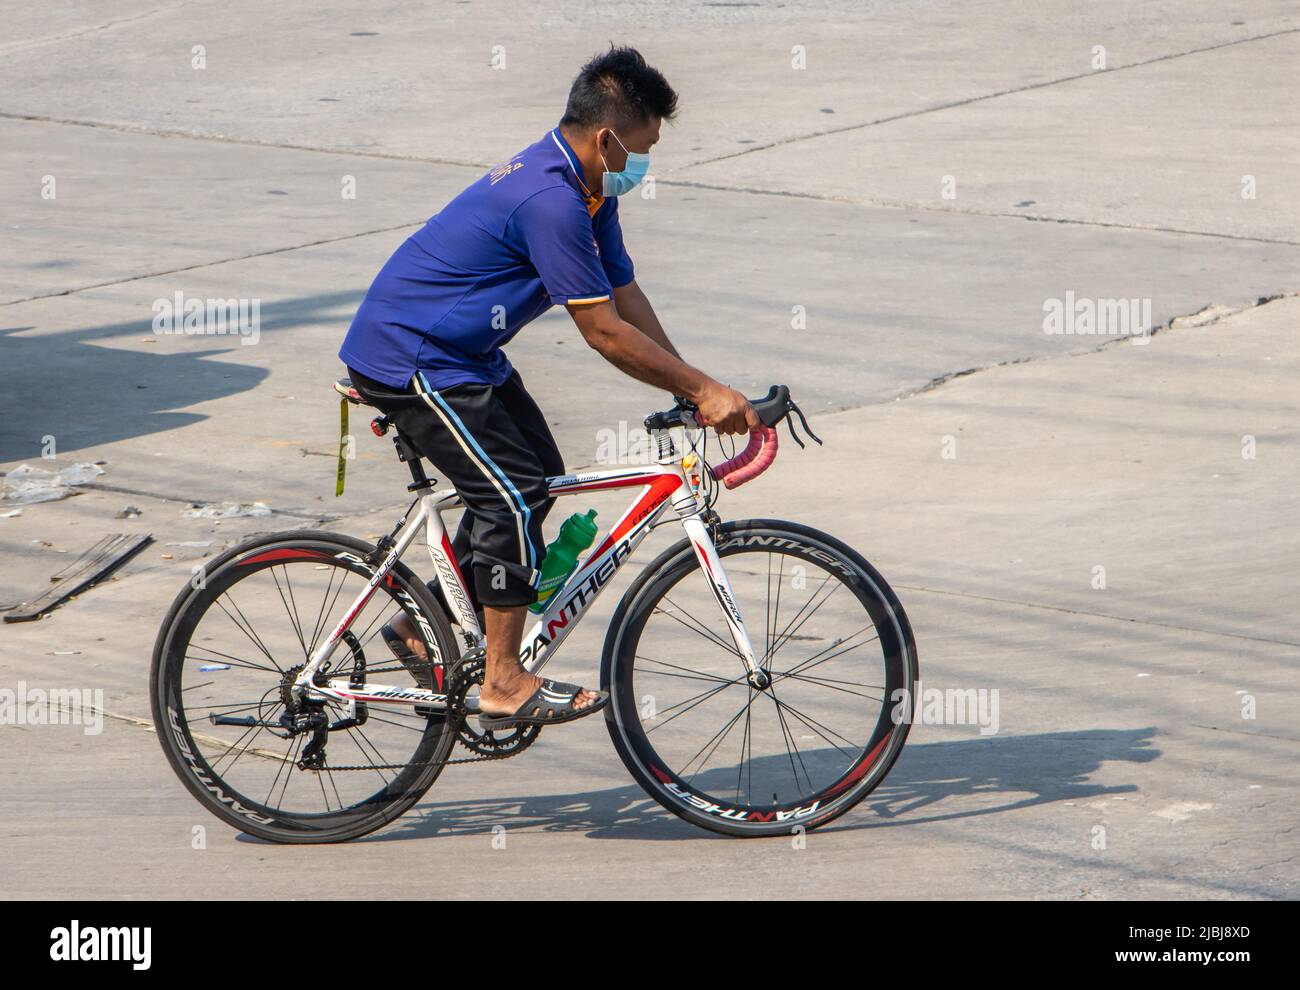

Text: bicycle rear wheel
xmin=150 ymin=530 xmax=461 ymax=843
xmin=603 ymin=519 xmax=917 ymax=837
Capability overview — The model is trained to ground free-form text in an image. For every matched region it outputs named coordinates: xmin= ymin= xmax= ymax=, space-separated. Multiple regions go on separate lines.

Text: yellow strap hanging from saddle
xmin=335 ymin=396 xmax=349 ymax=497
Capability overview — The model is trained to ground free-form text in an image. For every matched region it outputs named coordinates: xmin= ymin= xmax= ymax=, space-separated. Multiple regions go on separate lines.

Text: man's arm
xmin=612 ymin=279 xmax=681 ymax=359
xmin=566 ymin=299 xmax=758 ymax=435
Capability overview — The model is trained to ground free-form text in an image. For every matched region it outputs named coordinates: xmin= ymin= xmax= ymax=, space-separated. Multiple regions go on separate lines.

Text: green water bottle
xmin=529 ymin=509 xmax=599 ymax=613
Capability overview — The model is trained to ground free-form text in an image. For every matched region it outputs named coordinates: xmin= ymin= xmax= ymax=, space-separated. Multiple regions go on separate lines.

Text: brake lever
xmin=786 ymin=415 xmax=805 ymax=448
xmin=788 ymin=400 xmax=823 ymax=447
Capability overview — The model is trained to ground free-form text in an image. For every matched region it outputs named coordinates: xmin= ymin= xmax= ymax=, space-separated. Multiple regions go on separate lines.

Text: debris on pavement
xmin=182 ymin=501 xmax=272 ymax=519
xmin=115 ymin=505 xmax=144 ymax=519
xmin=2 ymin=533 xmax=153 ymax=623
xmin=1 ymin=462 xmax=105 ymax=506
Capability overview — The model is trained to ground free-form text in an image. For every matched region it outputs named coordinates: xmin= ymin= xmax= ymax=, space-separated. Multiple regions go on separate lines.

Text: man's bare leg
xmin=388 ymin=606 xmax=599 ymax=715
xmin=477 ymin=605 xmax=599 ymax=716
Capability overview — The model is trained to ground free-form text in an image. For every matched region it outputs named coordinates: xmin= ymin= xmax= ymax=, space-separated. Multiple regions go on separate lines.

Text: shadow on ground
xmin=288 ymin=727 xmax=1160 ymax=843
xmin=0 ymin=289 xmax=362 ymax=462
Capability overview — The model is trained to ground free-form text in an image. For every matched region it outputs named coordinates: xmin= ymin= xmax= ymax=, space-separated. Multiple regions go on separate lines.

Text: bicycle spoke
xmin=646 ymin=676 xmax=744 ymax=732
xmin=768 ymin=687 xmax=859 ymax=757
xmin=765 ymin=577 xmax=839 ymax=667
xmin=766 ymin=553 xmax=784 ymax=664
xmin=337 ymin=722 xmax=397 ymax=784
xmin=214 ymin=594 xmax=283 ymax=673
xmin=186 ymin=641 xmax=281 ymax=671
xmin=316 ymin=764 xmax=335 ymax=813
xmin=270 ymin=565 xmax=309 ymax=661
xmin=185 ymin=650 xmax=281 ymax=676
xmin=769 ymin=692 xmax=812 ymax=795
xmin=634 ymin=654 xmax=735 ymax=685
xmin=735 ymin=685 xmax=754 ymax=805
xmin=264 ymin=731 xmax=300 ymax=807
xmin=656 ymin=594 xmax=742 ymax=660
xmin=778 ymin=670 xmax=884 ymax=703
xmin=779 ymin=630 xmax=881 ymax=683
xmin=680 ymin=694 xmax=758 ymax=782
xmin=307 ymin=565 xmax=348 ymax=657
xmin=272 ymin=733 xmax=306 ymax=808
xmin=762 ymin=571 xmax=832 ymax=666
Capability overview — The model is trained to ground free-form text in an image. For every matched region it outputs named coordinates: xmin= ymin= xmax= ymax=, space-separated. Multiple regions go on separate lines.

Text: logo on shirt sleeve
xmin=490 ymin=159 xmax=525 ymax=185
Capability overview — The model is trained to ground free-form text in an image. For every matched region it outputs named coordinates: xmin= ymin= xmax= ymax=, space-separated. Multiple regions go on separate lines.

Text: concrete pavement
xmin=1 ymin=0 xmax=1297 ymax=899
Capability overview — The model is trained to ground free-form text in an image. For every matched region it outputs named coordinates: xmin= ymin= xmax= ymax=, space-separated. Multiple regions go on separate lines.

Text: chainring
xmin=448 ymin=651 xmax=541 ymax=759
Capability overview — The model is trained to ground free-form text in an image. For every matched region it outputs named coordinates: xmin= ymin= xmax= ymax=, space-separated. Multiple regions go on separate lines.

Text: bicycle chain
xmin=309 ymin=649 xmax=536 ymax=770
xmin=320 ymin=748 xmax=519 ymax=770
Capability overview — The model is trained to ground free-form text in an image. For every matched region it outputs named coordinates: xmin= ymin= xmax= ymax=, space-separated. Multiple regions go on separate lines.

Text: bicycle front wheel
xmin=603 ymin=519 xmax=917 ymax=837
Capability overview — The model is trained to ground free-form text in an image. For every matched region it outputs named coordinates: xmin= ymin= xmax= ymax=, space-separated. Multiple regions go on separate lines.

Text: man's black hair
xmin=560 ymin=46 xmax=678 ymax=131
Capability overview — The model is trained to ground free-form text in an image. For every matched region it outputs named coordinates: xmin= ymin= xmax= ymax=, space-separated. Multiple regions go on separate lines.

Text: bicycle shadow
xmin=359 ymin=727 xmax=1160 ymax=842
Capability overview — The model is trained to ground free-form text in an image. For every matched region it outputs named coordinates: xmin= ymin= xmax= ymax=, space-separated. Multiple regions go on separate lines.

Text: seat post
xmin=391 ymin=431 xmax=434 ymax=491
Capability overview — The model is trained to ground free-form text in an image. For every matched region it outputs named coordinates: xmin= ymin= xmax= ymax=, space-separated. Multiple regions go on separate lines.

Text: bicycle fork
xmin=666 ymin=463 xmax=770 ymax=690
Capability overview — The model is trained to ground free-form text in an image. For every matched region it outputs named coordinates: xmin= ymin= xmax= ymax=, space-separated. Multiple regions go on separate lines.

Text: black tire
xmin=602 ymin=519 xmax=918 ymax=837
xmin=150 ymin=530 xmax=461 ymax=843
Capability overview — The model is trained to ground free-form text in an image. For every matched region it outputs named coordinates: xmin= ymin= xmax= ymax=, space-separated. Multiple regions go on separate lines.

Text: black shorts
xmin=347 ymin=366 xmax=565 ymax=609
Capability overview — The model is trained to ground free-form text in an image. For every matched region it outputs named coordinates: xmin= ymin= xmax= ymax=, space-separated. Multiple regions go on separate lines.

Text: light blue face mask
xmin=601 ymin=130 xmax=650 ymax=197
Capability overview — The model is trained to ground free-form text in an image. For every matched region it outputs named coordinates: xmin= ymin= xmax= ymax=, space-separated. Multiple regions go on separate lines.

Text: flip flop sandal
xmin=477 ymin=680 xmax=610 ymax=730
xmin=381 ymin=623 xmax=433 ymax=690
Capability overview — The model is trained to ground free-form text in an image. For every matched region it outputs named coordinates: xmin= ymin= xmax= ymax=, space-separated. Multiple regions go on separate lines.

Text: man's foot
xmin=382 ymin=615 xmax=433 ymax=690
xmin=387 ymin=613 xmax=427 ymax=658
xmin=478 ymin=670 xmax=601 ymax=717
xmin=478 ymin=676 xmax=609 ymax=729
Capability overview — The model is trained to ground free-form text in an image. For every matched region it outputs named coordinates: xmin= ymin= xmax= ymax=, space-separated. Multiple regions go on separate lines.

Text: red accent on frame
xmin=550 ymin=470 xmax=674 ymax=496
xmin=695 ymin=544 xmax=716 ymax=578
xmin=545 ymin=609 xmax=573 ymax=639
xmin=584 ymin=474 xmax=682 ymax=561
xmin=440 ymin=532 xmax=470 ymax=589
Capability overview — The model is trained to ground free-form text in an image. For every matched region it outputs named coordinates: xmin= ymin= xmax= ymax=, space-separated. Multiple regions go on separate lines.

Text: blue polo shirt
xmin=340 ymin=128 xmax=635 ymax=390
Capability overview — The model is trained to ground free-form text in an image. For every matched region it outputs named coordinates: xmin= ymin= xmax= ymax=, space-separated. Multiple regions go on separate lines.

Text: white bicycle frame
xmin=292 ymin=427 xmax=764 ymax=713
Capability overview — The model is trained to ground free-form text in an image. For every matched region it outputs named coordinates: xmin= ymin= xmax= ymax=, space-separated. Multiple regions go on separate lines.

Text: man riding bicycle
xmin=339 ymin=46 xmax=760 ymax=731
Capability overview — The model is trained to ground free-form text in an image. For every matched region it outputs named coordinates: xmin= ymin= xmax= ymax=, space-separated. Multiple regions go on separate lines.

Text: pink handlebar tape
xmin=710 ymin=426 xmax=779 ymax=489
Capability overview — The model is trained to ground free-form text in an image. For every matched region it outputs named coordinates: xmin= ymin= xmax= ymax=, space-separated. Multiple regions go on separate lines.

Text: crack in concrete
xmin=0 ymin=3 xmax=193 ymax=56
xmin=1191 ymin=724 xmax=1300 ymax=745
xmin=0 ymin=109 xmax=487 ymax=170
xmin=82 ymin=481 xmax=338 ymax=522
xmin=894 ymin=293 xmax=1293 ymax=402
xmin=82 ymin=704 xmax=291 ymax=764
xmin=896 ymin=579 xmax=1300 ymax=651
xmin=659 ymin=178 xmax=1300 ymax=248
xmin=0 ymin=219 xmax=423 ymax=308
xmin=678 ymin=26 xmax=1300 ymax=169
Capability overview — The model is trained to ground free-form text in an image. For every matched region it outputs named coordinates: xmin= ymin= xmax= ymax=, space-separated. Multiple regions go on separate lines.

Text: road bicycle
xmin=151 ymin=380 xmax=918 ymax=840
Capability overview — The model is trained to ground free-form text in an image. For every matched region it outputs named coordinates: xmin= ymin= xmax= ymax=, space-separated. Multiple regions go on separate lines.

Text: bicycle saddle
xmin=334 ymin=378 xmax=372 ymax=406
